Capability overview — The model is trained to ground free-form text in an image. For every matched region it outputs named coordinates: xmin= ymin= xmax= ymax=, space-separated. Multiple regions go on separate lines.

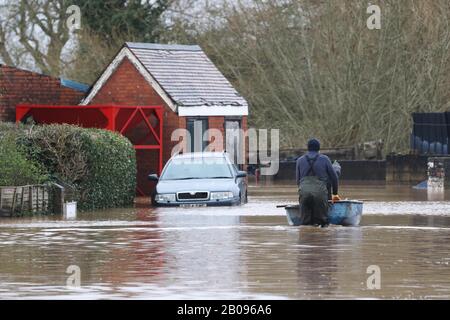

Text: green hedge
xmin=0 ymin=127 xmax=47 ymax=186
xmin=76 ymin=128 xmax=137 ymax=210
xmin=0 ymin=123 xmax=137 ymax=211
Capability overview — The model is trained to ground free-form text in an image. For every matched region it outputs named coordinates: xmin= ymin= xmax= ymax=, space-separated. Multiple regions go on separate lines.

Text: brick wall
xmin=88 ymin=58 xmax=167 ymax=195
xmin=88 ymin=57 xmax=248 ymax=194
xmin=88 ymin=57 xmax=185 ymax=165
xmin=0 ymin=65 xmax=85 ymax=122
xmin=208 ymin=116 xmax=225 ymax=151
xmin=213 ymin=116 xmax=248 ymax=168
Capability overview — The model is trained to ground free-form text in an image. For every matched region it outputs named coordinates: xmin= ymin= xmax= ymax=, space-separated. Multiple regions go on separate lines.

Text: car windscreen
xmin=160 ymin=157 xmax=233 ymax=180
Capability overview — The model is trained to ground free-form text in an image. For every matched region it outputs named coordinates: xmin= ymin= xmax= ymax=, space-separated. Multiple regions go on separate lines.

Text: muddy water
xmin=1 ymin=184 xmax=450 ymax=299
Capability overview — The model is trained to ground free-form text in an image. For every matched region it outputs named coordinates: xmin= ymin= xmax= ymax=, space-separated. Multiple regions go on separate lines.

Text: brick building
xmin=0 ymin=64 xmax=87 ymax=122
xmin=81 ymin=43 xmax=249 ymax=194
xmin=6 ymin=43 xmax=249 ymax=195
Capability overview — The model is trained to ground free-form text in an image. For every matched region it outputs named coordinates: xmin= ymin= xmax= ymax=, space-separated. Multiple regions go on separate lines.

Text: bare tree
xmin=1 ymin=0 xmax=173 ymax=81
xmin=0 ymin=0 xmax=72 ymax=76
xmin=166 ymin=0 xmax=450 ymax=153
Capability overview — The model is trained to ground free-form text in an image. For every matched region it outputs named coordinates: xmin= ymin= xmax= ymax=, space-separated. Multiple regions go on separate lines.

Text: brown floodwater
xmin=1 ymin=183 xmax=450 ymax=299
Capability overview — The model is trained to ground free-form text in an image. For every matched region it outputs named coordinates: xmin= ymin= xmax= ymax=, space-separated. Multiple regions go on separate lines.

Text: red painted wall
xmin=0 ymin=65 xmax=84 ymax=122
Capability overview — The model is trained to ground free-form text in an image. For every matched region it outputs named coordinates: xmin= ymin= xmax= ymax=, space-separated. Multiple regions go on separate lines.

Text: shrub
xmin=78 ymin=128 xmax=137 ymax=211
xmin=0 ymin=133 xmax=46 ymax=186
xmin=0 ymin=122 xmax=17 ymax=133
xmin=18 ymin=124 xmax=90 ymax=186
xmin=19 ymin=124 xmax=136 ymax=211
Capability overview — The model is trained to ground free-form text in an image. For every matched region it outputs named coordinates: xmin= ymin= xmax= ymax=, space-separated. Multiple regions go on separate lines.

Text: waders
xmin=298 ymin=155 xmax=330 ymax=226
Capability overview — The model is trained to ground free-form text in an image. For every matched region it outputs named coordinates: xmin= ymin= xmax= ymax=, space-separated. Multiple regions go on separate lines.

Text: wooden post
xmin=42 ymin=186 xmax=46 ymax=211
xmin=11 ymin=187 xmax=17 ymax=217
xmin=36 ymin=186 xmax=39 ymax=212
xmin=20 ymin=187 xmax=25 ymax=213
xmin=28 ymin=186 xmax=33 ymax=213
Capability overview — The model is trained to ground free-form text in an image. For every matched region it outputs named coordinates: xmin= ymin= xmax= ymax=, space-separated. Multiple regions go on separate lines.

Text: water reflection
xmin=296 ymin=228 xmax=339 ymax=298
xmin=293 ymin=227 xmax=365 ymax=299
xmin=1 ymin=184 xmax=450 ymax=299
xmin=156 ymin=210 xmax=242 ymax=291
xmin=427 ymin=190 xmax=445 ymax=201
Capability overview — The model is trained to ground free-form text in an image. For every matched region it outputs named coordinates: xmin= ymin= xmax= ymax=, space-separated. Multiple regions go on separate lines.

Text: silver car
xmin=148 ymin=152 xmax=248 ymax=206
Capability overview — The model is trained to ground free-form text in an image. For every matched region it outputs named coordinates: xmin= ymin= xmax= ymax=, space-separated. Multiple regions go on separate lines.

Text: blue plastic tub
xmin=285 ymin=200 xmax=363 ymax=226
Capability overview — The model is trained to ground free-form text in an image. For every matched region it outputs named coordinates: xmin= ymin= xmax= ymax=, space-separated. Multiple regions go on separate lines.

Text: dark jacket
xmin=295 ymin=151 xmax=339 ymax=195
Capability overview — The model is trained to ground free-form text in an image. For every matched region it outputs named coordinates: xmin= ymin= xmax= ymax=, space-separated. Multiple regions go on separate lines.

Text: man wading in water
xmin=296 ymin=139 xmax=340 ymax=227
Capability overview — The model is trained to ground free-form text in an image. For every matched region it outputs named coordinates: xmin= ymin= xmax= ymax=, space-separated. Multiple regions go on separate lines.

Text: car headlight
xmin=210 ymin=192 xmax=234 ymax=200
xmin=155 ymin=193 xmax=176 ymax=202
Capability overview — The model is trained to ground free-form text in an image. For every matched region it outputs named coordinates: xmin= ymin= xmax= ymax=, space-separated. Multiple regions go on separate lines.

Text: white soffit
xmin=178 ymin=105 xmax=248 ymax=117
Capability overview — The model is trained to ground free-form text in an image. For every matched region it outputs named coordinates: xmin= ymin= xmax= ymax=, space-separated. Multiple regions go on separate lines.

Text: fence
xmin=411 ymin=112 xmax=449 ymax=155
xmin=0 ymin=184 xmax=64 ymax=217
xmin=278 ymin=141 xmax=383 ymax=162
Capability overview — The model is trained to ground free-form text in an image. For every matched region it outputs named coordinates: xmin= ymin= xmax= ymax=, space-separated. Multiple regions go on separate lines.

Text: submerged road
xmin=1 ymin=184 xmax=450 ymax=299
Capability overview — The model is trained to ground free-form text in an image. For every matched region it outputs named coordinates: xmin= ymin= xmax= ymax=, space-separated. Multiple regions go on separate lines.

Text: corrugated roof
xmin=126 ymin=42 xmax=248 ymax=108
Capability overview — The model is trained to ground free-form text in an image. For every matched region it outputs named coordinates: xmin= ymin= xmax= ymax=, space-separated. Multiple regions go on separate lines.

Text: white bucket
xmin=64 ymin=201 xmax=77 ymax=219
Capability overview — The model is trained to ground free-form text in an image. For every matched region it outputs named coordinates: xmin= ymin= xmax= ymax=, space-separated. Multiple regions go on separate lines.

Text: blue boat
xmin=284 ymin=200 xmax=363 ymax=226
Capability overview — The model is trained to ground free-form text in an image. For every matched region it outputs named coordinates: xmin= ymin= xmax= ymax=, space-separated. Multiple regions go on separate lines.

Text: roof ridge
xmin=126 ymin=42 xmax=202 ymax=52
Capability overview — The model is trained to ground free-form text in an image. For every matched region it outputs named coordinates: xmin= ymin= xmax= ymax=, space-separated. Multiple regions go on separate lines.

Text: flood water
xmin=1 ymin=183 xmax=450 ymax=299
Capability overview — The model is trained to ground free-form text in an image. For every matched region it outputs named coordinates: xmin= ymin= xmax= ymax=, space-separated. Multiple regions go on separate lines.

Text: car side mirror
xmin=236 ymin=171 xmax=247 ymax=178
xmin=148 ymin=174 xmax=159 ymax=181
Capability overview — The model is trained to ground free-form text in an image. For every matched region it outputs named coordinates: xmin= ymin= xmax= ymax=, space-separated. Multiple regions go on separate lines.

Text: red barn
xmin=81 ymin=43 xmax=249 ymax=194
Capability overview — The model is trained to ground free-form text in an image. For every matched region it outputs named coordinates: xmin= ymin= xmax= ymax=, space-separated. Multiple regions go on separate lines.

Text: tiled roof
xmin=126 ymin=42 xmax=248 ymax=108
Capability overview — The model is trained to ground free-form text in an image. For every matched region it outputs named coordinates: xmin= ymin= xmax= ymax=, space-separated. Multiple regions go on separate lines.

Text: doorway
xmin=187 ymin=118 xmax=208 ymax=152
xmin=225 ymin=119 xmax=243 ymax=168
